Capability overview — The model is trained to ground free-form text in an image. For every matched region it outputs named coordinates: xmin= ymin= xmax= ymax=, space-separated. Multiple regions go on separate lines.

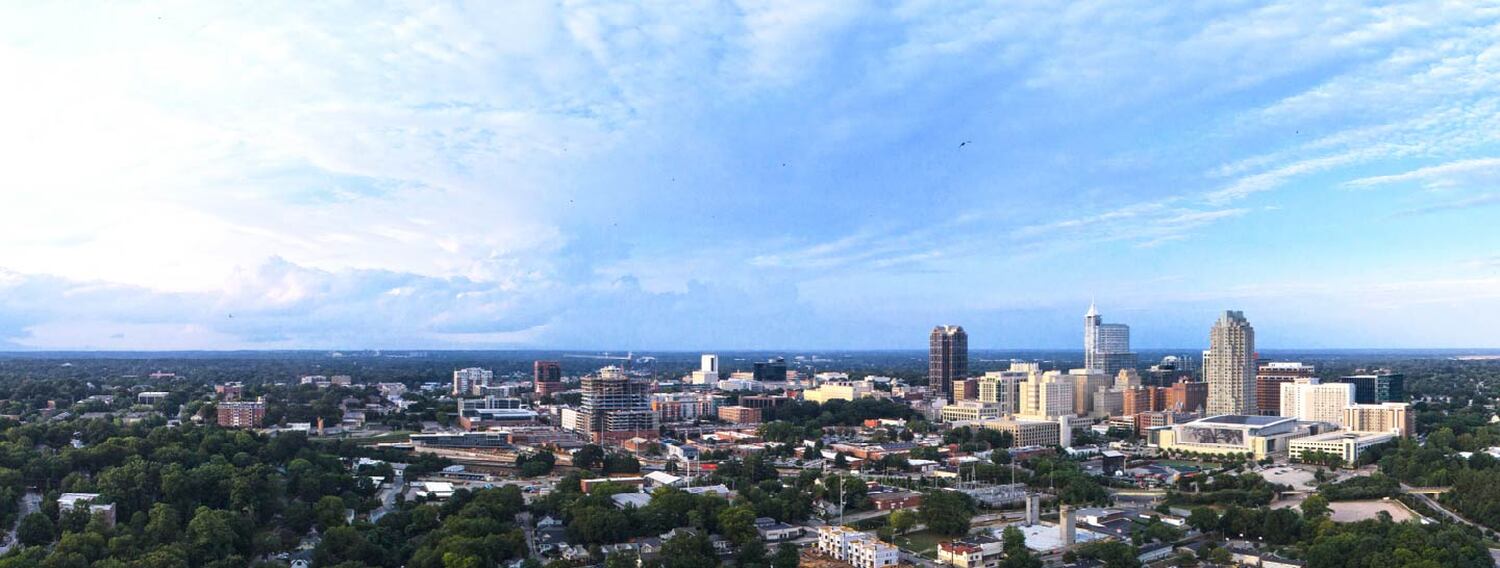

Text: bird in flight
xmin=959 ymin=141 xmax=972 ymax=147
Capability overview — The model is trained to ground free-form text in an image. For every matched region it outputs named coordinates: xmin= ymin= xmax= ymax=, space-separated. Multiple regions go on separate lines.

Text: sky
xmin=1 ymin=1 xmax=1499 ymax=351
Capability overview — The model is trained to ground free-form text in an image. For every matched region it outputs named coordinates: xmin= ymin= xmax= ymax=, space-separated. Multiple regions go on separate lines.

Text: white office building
xmin=690 ymin=354 xmax=720 ymax=385
xmin=1279 ymin=379 xmax=1355 ymax=425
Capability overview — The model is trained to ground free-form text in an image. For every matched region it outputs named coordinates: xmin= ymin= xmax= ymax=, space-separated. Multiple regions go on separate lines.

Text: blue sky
xmin=1 ymin=1 xmax=1498 ymax=350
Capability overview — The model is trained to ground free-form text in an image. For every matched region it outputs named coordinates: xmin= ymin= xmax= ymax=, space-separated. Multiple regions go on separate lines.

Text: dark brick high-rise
xmin=929 ymin=325 xmax=968 ymax=404
xmin=533 ymin=360 xmax=562 ymax=398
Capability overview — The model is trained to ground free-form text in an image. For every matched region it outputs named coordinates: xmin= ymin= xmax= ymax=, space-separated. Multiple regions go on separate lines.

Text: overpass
xmin=1403 ymin=486 xmax=1451 ymax=496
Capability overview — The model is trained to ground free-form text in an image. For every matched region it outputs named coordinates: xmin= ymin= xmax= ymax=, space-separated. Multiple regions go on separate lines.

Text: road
xmin=0 ymin=491 xmax=42 ymax=555
xmin=370 ymin=474 xmax=407 ymax=522
xmin=1400 ymin=483 xmax=1500 ymax=563
xmin=1401 ymin=483 xmax=1473 ymax=528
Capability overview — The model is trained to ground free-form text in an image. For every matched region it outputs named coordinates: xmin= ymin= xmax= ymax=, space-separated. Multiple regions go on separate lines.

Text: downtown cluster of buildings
xmin=416 ymin=302 xmax=1413 ymax=469
xmin=159 ymin=305 xmax=1421 ymax=568
xmin=923 ymin=306 xmax=1411 ymax=465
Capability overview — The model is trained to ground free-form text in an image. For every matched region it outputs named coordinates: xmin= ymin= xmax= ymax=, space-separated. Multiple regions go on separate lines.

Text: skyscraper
xmin=929 ymin=325 xmax=968 ymax=404
xmin=579 ymin=366 xmax=657 ymax=443
xmin=1205 ymin=311 xmax=1256 ymax=416
xmin=533 ymin=360 xmax=563 ymax=398
xmin=1083 ymin=302 xmax=1138 ymax=378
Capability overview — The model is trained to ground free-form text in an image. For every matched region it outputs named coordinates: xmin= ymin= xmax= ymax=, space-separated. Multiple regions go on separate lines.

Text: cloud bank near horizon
xmin=1 ymin=1 xmax=1498 ymax=350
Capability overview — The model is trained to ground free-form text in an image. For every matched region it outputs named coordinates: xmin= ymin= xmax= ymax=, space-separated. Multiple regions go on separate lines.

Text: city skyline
xmin=3 ymin=3 xmax=1499 ymax=350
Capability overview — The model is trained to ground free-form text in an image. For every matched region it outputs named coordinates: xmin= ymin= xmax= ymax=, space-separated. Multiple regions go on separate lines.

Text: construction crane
xmin=564 ymin=352 xmax=637 ymax=371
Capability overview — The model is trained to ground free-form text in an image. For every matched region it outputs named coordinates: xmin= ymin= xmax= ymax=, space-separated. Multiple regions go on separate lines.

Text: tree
xmin=314 ymin=495 xmax=348 ymax=530
xmin=717 ymin=505 xmax=759 ymax=545
xmin=919 ymin=490 xmax=976 ymax=536
xmin=185 ymin=507 xmax=247 ymax=563
xmin=574 ymin=445 xmax=606 ymax=471
xmin=518 ymin=452 xmax=555 ymax=477
xmin=770 ymin=543 xmax=799 ymax=568
xmin=659 ymin=532 xmax=717 ymax=568
xmin=605 ymin=550 xmax=639 ymax=568
xmin=734 ymin=538 xmax=767 ymax=568
xmin=1206 ymin=546 xmax=1232 ymax=565
xmin=144 ymin=503 xmax=181 ymax=546
xmin=888 ymin=509 xmax=917 ymax=535
xmin=999 ymin=526 xmax=1041 ymax=568
xmin=17 ymin=512 xmax=54 ymax=547
xmin=1301 ymin=494 xmax=1331 ymax=518
xmin=1075 ymin=541 xmax=1142 ymax=568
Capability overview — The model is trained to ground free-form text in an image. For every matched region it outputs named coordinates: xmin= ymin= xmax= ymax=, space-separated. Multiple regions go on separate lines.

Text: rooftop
xmin=1195 ymin=415 xmax=1291 ymax=426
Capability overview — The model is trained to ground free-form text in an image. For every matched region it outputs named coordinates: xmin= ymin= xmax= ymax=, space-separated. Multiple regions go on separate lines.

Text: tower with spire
xmin=1084 ymin=301 xmax=1137 ymax=378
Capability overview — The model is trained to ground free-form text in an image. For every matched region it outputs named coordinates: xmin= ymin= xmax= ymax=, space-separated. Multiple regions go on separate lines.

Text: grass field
xmin=893 ymin=530 xmax=948 ymax=558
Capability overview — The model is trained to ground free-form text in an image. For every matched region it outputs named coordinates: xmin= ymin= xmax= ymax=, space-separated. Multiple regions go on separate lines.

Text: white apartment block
xmin=452 ymin=367 xmax=494 ymax=396
xmin=1279 ymin=379 xmax=1354 ymax=424
xmin=849 ymin=538 xmax=899 ymax=568
xmin=817 ymin=526 xmax=897 ymax=568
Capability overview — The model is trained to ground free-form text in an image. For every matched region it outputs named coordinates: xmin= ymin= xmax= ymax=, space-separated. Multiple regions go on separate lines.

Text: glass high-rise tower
xmin=929 ymin=325 xmax=968 ymax=404
xmin=1084 ymin=302 xmax=1137 ymax=378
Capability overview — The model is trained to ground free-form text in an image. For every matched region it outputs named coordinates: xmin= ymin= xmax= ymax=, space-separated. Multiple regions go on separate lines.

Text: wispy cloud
xmin=2 ymin=2 xmax=1499 ymax=348
xmin=1391 ymin=193 xmax=1500 ymax=217
xmin=1347 ymin=157 xmax=1500 ymax=190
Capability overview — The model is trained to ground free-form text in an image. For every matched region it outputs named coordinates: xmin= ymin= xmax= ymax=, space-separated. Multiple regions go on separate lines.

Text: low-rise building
xmin=718 ymin=405 xmax=763 ymax=424
xmin=938 ymin=535 xmax=1004 ymax=568
xmin=974 ymin=417 xmax=1070 ymax=448
xmin=58 ymin=493 xmax=115 ymax=527
xmin=817 ymin=526 xmax=898 ymax=568
xmin=1288 ymin=431 xmax=1397 ymax=464
xmin=804 ymin=381 xmax=874 ymax=404
xmin=868 ymin=489 xmax=923 ymax=511
xmin=941 ymin=401 xmax=1003 ymax=422
xmin=755 ymin=517 xmax=804 ymax=542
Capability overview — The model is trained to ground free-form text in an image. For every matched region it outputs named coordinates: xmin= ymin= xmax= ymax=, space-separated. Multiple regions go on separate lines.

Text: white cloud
xmin=2 ymin=2 xmax=1500 ymax=348
xmin=1346 ymin=157 xmax=1500 ymax=190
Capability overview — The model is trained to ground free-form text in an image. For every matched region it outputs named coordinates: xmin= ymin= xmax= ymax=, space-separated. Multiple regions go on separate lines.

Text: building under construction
xmin=580 ymin=366 xmax=658 ymax=443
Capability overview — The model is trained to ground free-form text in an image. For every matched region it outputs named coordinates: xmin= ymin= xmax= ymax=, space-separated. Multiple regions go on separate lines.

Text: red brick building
xmin=868 ymin=489 xmax=923 ymax=510
xmin=533 ymin=360 xmax=563 ymax=398
xmin=740 ymin=395 xmax=791 ymax=409
xmin=1165 ymin=380 xmax=1209 ymax=414
xmin=1254 ymin=363 xmax=1315 ymax=415
xmin=1122 ymin=386 xmax=1164 ymax=416
xmin=217 ymin=401 xmax=266 ymax=428
xmin=718 ymin=405 xmax=763 ymax=424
